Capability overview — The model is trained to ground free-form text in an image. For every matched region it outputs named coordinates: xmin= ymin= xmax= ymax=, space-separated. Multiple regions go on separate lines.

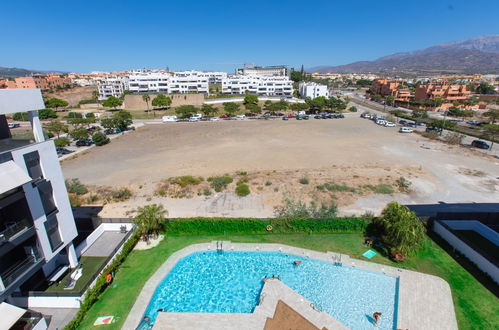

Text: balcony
xmin=0 ymin=218 xmax=33 ymax=245
xmin=0 ymin=246 xmax=42 ymax=289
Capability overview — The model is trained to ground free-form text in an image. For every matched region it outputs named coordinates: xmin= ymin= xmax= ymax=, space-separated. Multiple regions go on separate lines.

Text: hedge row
xmin=64 ymin=232 xmax=139 ymax=330
xmin=164 ymin=217 xmax=368 ymax=235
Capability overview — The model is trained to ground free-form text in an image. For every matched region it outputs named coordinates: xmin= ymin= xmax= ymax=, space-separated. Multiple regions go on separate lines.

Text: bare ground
xmin=61 ymin=116 xmax=499 ymax=217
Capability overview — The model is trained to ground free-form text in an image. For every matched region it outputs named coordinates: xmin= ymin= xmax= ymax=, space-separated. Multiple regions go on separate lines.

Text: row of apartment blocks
xmin=0 ymin=74 xmax=72 ymax=91
xmin=0 ymin=89 xmax=78 ymax=303
xmin=369 ymin=79 xmax=473 ymax=109
xmin=98 ymin=69 xmax=294 ymax=100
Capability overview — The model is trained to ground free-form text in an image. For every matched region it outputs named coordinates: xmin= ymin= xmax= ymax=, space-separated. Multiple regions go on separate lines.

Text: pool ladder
xmin=216 ymin=241 xmax=223 ymax=253
xmin=332 ymin=254 xmax=342 ymax=266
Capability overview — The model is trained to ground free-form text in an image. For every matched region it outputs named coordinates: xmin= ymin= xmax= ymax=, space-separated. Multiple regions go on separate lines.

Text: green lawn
xmin=47 ymin=257 xmax=107 ymax=292
xmin=77 ymin=234 xmax=499 ymax=330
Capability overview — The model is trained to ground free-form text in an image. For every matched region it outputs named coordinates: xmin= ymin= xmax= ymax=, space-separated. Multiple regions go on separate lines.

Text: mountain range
xmin=308 ymin=35 xmax=499 ymax=75
xmin=0 ymin=67 xmax=66 ymax=78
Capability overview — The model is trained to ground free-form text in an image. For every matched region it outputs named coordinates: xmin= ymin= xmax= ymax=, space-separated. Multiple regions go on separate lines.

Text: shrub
xmin=65 ymin=179 xmax=88 ymax=195
xmin=319 ymin=182 xmax=356 ymax=193
xmin=133 ymin=204 xmax=167 ymax=240
xmin=237 ymin=177 xmax=248 ymax=185
xmin=202 ymin=188 xmax=212 ymax=196
xmin=54 ymin=137 xmax=71 ymax=148
xmin=112 ymin=188 xmax=132 ymax=201
xmin=274 ymin=199 xmax=338 ymax=219
xmin=86 ymin=194 xmax=98 ymax=204
xmin=237 ymin=171 xmax=247 ymax=176
xmin=265 ymin=181 xmax=272 ymax=186
xmin=67 ymin=112 xmax=83 ymax=118
xmin=12 ymin=112 xmax=29 ymax=121
xmin=366 ymin=184 xmax=394 ymax=194
xmin=155 ymin=188 xmax=167 ymax=197
xmin=349 ymin=106 xmax=358 ymax=112
xmin=169 ymin=176 xmax=203 ymax=187
xmin=396 ymin=177 xmax=411 ymax=192
xmin=235 ymin=183 xmax=250 ymax=197
xmin=68 ymin=194 xmax=81 ymax=207
xmin=92 ymin=132 xmax=110 ymax=146
xmin=299 ymin=177 xmax=309 ymax=185
xmin=207 ymin=176 xmax=233 ymax=192
xmin=443 ymin=132 xmax=464 ymax=145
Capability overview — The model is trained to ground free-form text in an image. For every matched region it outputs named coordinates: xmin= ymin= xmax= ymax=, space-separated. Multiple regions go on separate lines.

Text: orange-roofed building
xmin=0 ymin=79 xmax=18 ymax=89
xmin=370 ymin=79 xmax=412 ymax=102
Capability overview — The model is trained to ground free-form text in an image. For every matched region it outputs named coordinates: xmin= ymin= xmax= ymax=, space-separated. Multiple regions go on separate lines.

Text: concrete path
xmin=31 ymin=307 xmax=78 ymax=330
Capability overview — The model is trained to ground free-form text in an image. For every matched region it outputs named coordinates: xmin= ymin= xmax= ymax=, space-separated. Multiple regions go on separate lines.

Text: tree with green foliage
xmin=142 ymin=94 xmax=151 ymax=111
xmin=151 ymin=94 xmax=172 ymax=109
xmin=483 ymin=109 xmax=499 ymax=123
xmin=100 ymin=118 xmax=115 ymax=130
xmin=44 ymin=120 xmax=68 ymax=138
xmin=244 ymin=103 xmax=261 ymax=114
xmin=223 ymin=102 xmax=240 ymax=116
xmin=305 ymin=97 xmax=327 ymax=113
xmin=133 ymin=204 xmax=167 ymax=241
xmin=243 ymin=94 xmax=258 ymax=106
xmin=45 ymin=97 xmax=68 ymax=111
xmin=38 ymin=108 xmax=58 ymax=119
xmin=54 ymin=137 xmax=71 ymax=148
xmin=200 ymin=104 xmax=217 ymax=117
xmin=348 ymin=106 xmax=358 ymax=112
xmin=475 ymin=82 xmax=496 ymax=95
xmin=67 ymin=112 xmax=83 ymax=119
xmin=412 ymin=109 xmax=428 ymax=119
xmin=113 ymin=110 xmax=133 ymax=130
xmin=102 ymin=96 xmax=122 ymax=109
xmin=175 ymin=105 xmax=198 ymax=118
xmin=290 ymin=102 xmax=309 ymax=111
xmin=92 ymin=132 xmax=110 ymax=146
xmin=430 ymin=119 xmax=457 ymax=135
xmin=373 ymin=202 xmax=425 ymax=255
xmin=12 ymin=112 xmax=29 ymax=121
xmin=385 ymin=96 xmax=395 ymax=107
xmin=69 ymin=128 xmax=90 ymax=141
xmin=483 ymin=124 xmax=499 ymax=150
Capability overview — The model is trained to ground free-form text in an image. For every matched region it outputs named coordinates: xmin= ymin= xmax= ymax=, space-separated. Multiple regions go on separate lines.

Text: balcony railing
xmin=1 ymin=247 xmax=42 ymax=288
xmin=0 ymin=218 xmax=32 ymax=243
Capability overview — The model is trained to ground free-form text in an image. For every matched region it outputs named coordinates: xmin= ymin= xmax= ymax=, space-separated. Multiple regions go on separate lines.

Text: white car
xmin=188 ymin=117 xmax=200 ymax=122
xmin=384 ymin=122 xmax=396 ymax=127
xmin=235 ymin=115 xmax=246 ymax=120
xmin=376 ymin=120 xmax=386 ymax=125
xmin=399 ymin=127 xmax=414 ymax=133
xmin=210 ymin=117 xmax=221 ymax=122
xmin=162 ymin=116 xmax=178 ymax=122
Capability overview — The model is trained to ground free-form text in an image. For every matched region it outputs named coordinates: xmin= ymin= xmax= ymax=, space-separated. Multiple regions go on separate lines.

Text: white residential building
xmin=98 ymin=76 xmax=128 ymax=100
xmin=169 ymin=71 xmax=209 ymax=94
xmin=236 ymin=65 xmax=291 ymax=78
xmin=299 ymin=82 xmax=329 ymax=99
xmin=0 ymin=89 xmax=78 ymax=304
xmin=222 ymin=75 xmax=293 ymax=97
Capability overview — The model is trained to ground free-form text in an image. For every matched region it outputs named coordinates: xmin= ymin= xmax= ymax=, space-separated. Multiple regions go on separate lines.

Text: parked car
xmin=235 ymin=115 xmax=246 ymax=120
xmin=415 ymin=121 xmax=426 ymax=126
xmin=8 ymin=123 xmax=20 ymax=128
xmin=162 ymin=115 xmax=178 ymax=122
xmin=406 ymin=122 xmax=416 ymax=127
xmin=399 ymin=127 xmax=414 ymax=133
xmin=188 ymin=117 xmax=200 ymax=122
xmin=376 ymin=120 xmax=386 ymax=125
xmin=466 ymin=120 xmax=479 ymax=126
xmin=219 ymin=114 xmax=229 ymax=119
xmin=384 ymin=122 xmax=396 ymax=127
xmin=104 ymin=128 xmax=121 ymax=135
xmin=399 ymin=120 xmax=407 ymax=125
xmin=296 ymin=116 xmax=303 ymax=120
xmin=282 ymin=116 xmax=289 ymax=121
xmin=314 ymin=115 xmax=322 ymax=119
xmin=361 ymin=113 xmax=371 ymax=119
xmin=75 ymin=139 xmax=92 ymax=147
xmin=425 ymin=127 xmax=440 ymax=133
xmin=303 ymin=115 xmax=310 ymax=120
xmin=471 ymin=140 xmax=490 ymax=150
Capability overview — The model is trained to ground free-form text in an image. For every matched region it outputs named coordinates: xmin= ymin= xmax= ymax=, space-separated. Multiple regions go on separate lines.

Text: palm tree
xmin=142 ymin=94 xmax=151 ymax=118
xmin=133 ymin=204 xmax=167 ymax=241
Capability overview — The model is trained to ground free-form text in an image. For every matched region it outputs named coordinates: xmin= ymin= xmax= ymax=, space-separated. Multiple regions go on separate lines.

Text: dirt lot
xmin=61 ymin=116 xmax=499 ymax=217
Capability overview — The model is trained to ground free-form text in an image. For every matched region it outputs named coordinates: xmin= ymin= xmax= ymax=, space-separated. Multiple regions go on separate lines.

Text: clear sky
xmin=2 ymin=0 xmax=498 ymax=73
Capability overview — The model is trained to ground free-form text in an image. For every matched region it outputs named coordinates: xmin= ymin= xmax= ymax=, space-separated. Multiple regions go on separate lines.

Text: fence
xmin=433 ymin=220 xmax=498 ymax=283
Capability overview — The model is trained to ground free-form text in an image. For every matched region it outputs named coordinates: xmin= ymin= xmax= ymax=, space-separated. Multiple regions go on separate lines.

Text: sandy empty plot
xmin=62 ymin=117 xmax=499 ymax=216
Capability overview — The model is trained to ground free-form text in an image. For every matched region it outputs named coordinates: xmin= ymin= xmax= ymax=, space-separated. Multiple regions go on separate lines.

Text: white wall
xmin=10 ymin=295 xmax=81 ymax=308
xmin=0 ymin=89 xmax=45 ymax=115
xmin=434 ymin=221 xmax=498 ymax=283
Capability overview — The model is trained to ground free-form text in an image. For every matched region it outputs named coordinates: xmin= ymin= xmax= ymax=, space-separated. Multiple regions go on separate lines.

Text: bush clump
xmin=235 ymin=183 xmax=250 ymax=197
xmin=112 ymin=188 xmax=132 ymax=201
xmin=299 ymin=177 xmax=309 ymax=185
xmin=54 ymin=137 xmax=71 ymax=148
xmin=317 ymin=182 xmax=356 ymax=193
xmin=12 ymin=112 xmax=29 ymax=121
xmin=92 ymin=132 xmax=110 ymax=146
xmin=207 ymin=175 xmax=233 ymax=192
xmin=65 ymin=179 xmax=88 ymax=195
xmin=274 ymin=198 xmax=338 ymax=219
xmin=169 ymin=176 xmax=203 ymax=188
xmin=366 ymin=184 xmax=395 ymax=194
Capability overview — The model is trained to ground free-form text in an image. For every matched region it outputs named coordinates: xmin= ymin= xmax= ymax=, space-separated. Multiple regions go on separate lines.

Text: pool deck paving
xmin=122 ymin=242 xmax=458 ymax=330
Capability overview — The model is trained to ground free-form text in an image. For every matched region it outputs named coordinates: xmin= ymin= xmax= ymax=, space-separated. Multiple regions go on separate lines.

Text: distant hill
xmin=0 ymin=67 xmax=66 ymax=78
xmin=309 ymin=35 xmax=499 ymax=75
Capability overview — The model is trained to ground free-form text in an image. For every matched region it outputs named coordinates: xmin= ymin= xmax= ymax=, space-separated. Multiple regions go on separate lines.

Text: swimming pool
xmin=144 ymin=250 xmax=399 ymax=329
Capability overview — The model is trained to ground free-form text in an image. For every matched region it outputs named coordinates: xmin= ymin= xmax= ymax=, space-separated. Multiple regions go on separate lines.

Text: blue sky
xmin=2 ymin=0 xmax=498 ymax=73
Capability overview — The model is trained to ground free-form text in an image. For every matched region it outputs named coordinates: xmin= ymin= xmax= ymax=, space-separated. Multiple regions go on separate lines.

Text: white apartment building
xmin=222 ymin=75 xmax=293 ymax=97
xmin=236 ymin=65 xmax=291 ymax=78
xmin=97 ymin=76 xmax=128 ymax=100
xmin=0 ymin=89 xmax=78 ymax=305
xmin=299 ymin=82 xmax=329 ymax=99
xmin=169 ymin=71 xmax=209 ymax=94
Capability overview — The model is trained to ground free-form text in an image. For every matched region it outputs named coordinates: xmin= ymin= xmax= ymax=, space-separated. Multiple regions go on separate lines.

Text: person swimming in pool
xmin=373 ymin=312 xmax=382 ymax=326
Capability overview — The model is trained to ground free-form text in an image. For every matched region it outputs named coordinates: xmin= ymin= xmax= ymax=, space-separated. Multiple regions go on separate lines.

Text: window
xmin=24 ymin=151 xmax=43 ymax=180
xmin=44 ymin=214 xmax=63 ymax=251
xmin=36 ymin=180 xmax=57 ymax=215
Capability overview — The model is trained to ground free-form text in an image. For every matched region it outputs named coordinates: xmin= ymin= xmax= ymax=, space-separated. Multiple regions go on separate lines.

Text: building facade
xmin=98 ymin=76 xmax=129 ymax=100
xmin=415 ymin=84 xmax=472 ymax=103
xmin=221 ymin=75 xmax=293 ymax=97
xmin=0 ymin=89 xmax=78 ymax=302
xmin=7 ymin=75 xmax=72 ymax=91
xmin=369 ymin=79 xmax=412 ymax=102
xmin=298 ymin=82 xmax=329 ymax=99
xmin=235 ymin=65 xmax=291 ymax=78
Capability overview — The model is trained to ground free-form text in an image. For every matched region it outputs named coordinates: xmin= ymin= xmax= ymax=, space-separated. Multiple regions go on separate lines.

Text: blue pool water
xmin=144 ymin=251 xmax=398 ymax=329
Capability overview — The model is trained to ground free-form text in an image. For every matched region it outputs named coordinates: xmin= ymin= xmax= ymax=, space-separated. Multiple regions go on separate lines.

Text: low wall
xmin=10 ymin=295 xmax=81 ymax=309
xmin=434 ymin=221 xmax=498 ymax=283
